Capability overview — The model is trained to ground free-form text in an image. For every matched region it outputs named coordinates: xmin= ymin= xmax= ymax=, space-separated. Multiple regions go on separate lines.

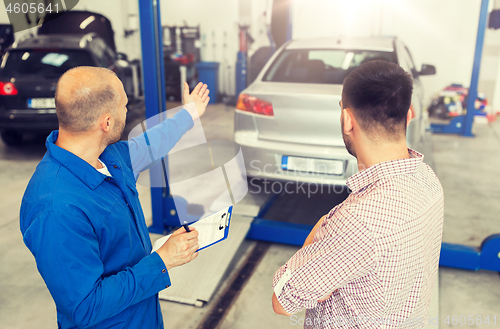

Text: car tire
xmin=1 ymin=130 xmax=23 ymax=146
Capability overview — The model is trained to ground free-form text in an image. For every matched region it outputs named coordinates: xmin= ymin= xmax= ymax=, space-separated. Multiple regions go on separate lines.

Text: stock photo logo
xmin=4 ymin=0 xmax=79 ymax=33
xmin=128 ymin=103 xmax=249 ymax=227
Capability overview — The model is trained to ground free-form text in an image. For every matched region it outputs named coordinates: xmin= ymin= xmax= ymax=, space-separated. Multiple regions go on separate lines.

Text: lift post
xmin=430 ymin=0 xmax=489 ymax=136
xmin=138 ymin=0 xmax=179 ymax=234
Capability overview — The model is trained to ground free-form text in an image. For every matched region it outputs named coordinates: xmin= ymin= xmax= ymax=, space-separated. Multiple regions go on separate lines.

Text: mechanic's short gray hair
xmin=55 ymin=66 xmax=120 ymax=133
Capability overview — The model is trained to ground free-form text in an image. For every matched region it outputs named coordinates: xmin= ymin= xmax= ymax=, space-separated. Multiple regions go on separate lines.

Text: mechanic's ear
xmin=342 ymin=109 xmax=353 ymax=135
xmin=101 ymin=114 xmax=112 ymax=132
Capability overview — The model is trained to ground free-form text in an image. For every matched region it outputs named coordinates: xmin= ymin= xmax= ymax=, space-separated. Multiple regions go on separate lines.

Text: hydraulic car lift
xmin=430 ymin=0 xmax=490 ymax=137
xmin=138 ymin=0 xmax=500 ymax=276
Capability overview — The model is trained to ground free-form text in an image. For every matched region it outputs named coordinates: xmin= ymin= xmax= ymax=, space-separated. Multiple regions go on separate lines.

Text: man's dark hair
xmin=342 ymin=60 xmax=413 ymax=139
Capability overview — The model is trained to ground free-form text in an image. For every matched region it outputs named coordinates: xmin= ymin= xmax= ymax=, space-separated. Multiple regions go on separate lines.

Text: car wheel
xmin=1 ymin=130 xmax=23 ymax=146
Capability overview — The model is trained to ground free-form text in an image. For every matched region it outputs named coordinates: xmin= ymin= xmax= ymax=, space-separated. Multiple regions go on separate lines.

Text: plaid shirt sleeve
xmin=272 ymin=205 xmax=376 ymax=315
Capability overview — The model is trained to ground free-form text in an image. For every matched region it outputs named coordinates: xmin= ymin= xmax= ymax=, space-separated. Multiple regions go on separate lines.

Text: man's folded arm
xmin=271 ymin=214 xmax=327 ymax=316
xmin=22 ymin=210 xmax=170 ymax=328
xmin=302 ymin=215 xmax=327 ymax=247
xmin=272 ymin=217 xmax=376 ymax=316
xmin=272 ymin=291 xmax=291 ymax=316
xmin=126 ymin=108 xmax=195 ymax=179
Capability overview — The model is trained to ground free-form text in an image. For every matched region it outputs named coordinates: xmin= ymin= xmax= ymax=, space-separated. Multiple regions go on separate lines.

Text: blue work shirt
xmin=20 ymin=109 xmax=194 ymax=329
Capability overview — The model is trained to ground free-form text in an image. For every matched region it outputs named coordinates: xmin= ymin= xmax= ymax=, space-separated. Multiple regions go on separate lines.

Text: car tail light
xmin=236 ymin=94 xmax=274 ymax=116
xmin=0 ymin=82 xmax=18 ymax=96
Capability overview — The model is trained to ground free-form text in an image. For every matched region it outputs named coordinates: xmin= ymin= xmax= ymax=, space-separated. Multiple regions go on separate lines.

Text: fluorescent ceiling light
xmin=80 ymin=16 xmax=95 ymax=30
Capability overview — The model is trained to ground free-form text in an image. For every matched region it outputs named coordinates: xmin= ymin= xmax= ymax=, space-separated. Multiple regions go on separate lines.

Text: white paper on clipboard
xmin=152 ymin=206 xmax=232 ymax=253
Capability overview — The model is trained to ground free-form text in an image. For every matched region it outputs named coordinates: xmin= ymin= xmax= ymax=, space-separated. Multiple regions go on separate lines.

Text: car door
xmin=91 ymin=39 xmax=112 ymax=68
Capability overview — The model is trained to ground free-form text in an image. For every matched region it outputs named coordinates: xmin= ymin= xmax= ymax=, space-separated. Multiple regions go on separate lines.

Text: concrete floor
xmin=1 ymin=104 xmax=499 ymax=329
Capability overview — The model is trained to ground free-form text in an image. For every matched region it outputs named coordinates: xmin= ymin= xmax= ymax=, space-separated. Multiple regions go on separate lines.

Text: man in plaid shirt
xmin=272 ymin=60 xmax=444 ymax=328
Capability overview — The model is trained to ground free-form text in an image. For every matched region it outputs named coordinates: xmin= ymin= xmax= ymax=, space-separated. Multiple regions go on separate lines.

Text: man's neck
xmin=55 ymin=129 xmax=106 ymax=169
xmin=355 ymin=140 xmax=410 ymax=172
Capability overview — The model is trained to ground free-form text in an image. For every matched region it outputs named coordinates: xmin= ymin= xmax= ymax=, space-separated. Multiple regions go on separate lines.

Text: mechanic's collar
xmin=45 ymin=130 xmax=116 ymax=190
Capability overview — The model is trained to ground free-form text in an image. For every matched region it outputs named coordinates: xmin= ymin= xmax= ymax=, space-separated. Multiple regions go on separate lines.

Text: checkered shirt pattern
xmin=273 ymin=149 xmax=444 ymax=328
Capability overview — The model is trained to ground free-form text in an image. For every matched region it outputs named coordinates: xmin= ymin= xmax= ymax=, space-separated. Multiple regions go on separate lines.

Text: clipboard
xmin=152 ymin=206 xmax=233 ymax=253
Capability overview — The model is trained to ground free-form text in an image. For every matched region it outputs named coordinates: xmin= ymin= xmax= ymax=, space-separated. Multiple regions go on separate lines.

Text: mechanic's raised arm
xmin=127 ymin=82 xmax=210 ymax=178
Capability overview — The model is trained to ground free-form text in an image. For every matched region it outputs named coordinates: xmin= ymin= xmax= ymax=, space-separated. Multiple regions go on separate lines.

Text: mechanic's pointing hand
xmin=156 ymin=227 xmax=199 ymax=270
xmin=183 ymin=82 xmax=210 ymax=118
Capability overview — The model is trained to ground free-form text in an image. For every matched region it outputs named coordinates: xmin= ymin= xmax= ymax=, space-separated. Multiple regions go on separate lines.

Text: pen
xmin=183 ymin=221 xmax=191 ymax=232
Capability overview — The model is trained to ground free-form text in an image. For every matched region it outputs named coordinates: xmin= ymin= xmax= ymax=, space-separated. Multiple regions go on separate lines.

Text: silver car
xmin=234 ymin=36 xmax=435 ymax=185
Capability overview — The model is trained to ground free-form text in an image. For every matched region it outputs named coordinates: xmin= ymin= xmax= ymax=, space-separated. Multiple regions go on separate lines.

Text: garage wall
xmin=491 ymin=36 xmax=500 ymax=112
xmin=290 ymin=0 xmax=486 ymax=105
xmin=0 ymin=0 xmax=258 ymax=97
xmin=160 ymin=0 xmax=240 ymax=95
xmin=0 ymin=2 xmax=41 ymax=33
xmin=479 ymin=28 xmax=500 ymax=113
xmin=0 ymin=4 xmax=8 ymax=24
xmin=73 ymin=0 xmax=243 ymax=96
xmin=383 ymin=0 xmax=480 ymax=104
xmin=77 ymin=0 xmax=243 ymax=96
xmin=1 ymin=0 xmax=496 ymax=107
xmin=247 ymin=0 xmax=274 ymax=58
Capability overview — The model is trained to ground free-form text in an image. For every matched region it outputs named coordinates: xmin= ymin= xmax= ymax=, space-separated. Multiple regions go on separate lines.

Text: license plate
xmin=28 ymin=98 xmax=55 ymax=109
xmin=282 ymin=156 xmax=344 ymax=175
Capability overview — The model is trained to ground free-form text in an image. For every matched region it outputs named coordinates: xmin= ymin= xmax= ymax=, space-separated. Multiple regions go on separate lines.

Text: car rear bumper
xmin=235 ymin=130 xmax=358 ymax=186
xmin=0 ymin=109 xmax=58 ymax=131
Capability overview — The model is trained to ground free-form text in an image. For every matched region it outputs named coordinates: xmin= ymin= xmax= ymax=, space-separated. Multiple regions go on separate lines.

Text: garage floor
xmin=1 ymin=104 xmax=499 ymax=329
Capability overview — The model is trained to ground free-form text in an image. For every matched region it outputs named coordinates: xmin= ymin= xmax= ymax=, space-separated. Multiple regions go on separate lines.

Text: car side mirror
xmin=116 ymin=52 xmax=128 ymax=61
xmin=419 ymin=64 xmax=436 ymax=76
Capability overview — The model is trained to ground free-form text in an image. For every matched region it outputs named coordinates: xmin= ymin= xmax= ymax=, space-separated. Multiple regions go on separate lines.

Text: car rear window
xmin=263 ymin=49 xmax=397 ymax=84
xmin=0 ymin=49 xmax=95 ymax=78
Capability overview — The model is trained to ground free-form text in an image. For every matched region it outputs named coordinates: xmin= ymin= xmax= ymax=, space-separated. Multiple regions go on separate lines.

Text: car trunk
xmin=246 ymin=82 xmax=344 ymax=147
xmin=0 ymin=48 xmax=95 ymax=110
xmin=38 ymin=11 xmax=116 ymax=52
xmin=1 ymin=76 xmax=58 ymax=110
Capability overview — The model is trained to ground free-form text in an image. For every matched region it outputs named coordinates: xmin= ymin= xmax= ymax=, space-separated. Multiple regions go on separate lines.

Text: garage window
xmin=263 ymin=49 xmax=397 ymax=84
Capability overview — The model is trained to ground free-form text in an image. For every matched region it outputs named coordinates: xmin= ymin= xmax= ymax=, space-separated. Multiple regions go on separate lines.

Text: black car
xmin=0 ymin=24 xmax=14 ymax=57
xmin=38 ymin=10 xmax=117 ymax=53
xmin=0 ymin=33 xmax=138 ymax=146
